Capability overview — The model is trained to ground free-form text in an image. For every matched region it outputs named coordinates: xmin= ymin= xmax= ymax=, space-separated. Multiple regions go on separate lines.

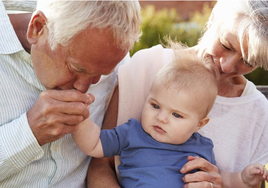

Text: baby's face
xmin=141 ymin=82 xmax=203 ymax=145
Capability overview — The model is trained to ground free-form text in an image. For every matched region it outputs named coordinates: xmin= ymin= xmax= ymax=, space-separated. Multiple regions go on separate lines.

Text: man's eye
xmin=172 ymin=113 xmax=181 ymax=118
xmin=222 ymin=44 xmax=231 ymax=51
xmin=152 ymin=104 xmax=159 ymax=109
xmin=67 ymin=64 xmax=76 ymax=74
xmin=67 ymin=63 xmax=85 ymax=74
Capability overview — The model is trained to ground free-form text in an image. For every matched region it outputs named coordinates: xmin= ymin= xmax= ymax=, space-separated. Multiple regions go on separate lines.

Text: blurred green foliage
xmin=130 ymin=3 xmax=213 ymax=55
xmin=130 ymin=3 xmax=267 ymax=85
xmin=245 ymin=68 xmax=268 ymax=85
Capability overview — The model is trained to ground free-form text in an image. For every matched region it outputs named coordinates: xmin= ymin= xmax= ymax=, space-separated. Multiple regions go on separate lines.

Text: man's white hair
xmin=36 ymin=0 xmax=141 ymax=50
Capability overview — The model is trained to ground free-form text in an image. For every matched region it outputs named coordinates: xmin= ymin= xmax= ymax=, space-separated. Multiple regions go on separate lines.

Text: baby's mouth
xmin=153 ymin=125 xmax=166 ymax=134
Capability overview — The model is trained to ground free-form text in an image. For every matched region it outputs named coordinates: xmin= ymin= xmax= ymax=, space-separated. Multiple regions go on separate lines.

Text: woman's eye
xmin=172 ymin=113 xmax=181 ymax=118
xmin=152 ymin=104 xmax=159 ymax=109
xmin=244 ymin=60 xmax=254 ymax=68
xmin=222 ymin=44 xmax=231 ymax=51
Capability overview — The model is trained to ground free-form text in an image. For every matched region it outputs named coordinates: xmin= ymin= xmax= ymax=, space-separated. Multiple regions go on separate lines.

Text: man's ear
xmin=27 ymin=11 xmax=47 ymax=44
xmin=194 ymin=117 xmax=210 ymax=132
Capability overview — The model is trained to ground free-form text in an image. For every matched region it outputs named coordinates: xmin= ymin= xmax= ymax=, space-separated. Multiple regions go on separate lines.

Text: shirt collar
xmin=0 ymin=0 xmax=24 ymax=54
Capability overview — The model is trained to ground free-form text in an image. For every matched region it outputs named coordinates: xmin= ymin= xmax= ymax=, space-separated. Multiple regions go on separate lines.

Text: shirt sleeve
xmin=100 ymin=121 xmax=132 ymax=157
xmin=0 ymin=113 xmax=44 ymax=181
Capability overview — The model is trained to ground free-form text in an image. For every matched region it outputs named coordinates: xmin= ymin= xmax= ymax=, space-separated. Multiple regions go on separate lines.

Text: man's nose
xmin=92 ymin=75 xmax=101 ymax=84
xmin=73 ymin=75 xmax=101 ymax=93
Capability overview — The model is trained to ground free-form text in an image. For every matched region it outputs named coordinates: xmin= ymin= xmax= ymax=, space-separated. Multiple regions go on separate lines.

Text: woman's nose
xmin=220 ymin=55 xmax=241 ymax=73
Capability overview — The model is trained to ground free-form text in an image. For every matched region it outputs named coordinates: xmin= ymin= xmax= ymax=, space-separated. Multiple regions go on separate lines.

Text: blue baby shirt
xmin=100 ymin=118 xmax=216 ymax=188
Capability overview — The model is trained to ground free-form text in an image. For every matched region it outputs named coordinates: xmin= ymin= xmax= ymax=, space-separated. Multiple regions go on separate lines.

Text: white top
xmin=0 ymin=1 xmax=128 ymax=187
xmin=117 ymin=45 xmax=268 ymax=173
xmin=199 ymin=84 xmax=268 ymax=172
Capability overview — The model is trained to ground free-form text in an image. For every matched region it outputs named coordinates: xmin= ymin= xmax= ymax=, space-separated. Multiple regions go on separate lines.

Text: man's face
xmin=29 ymin=23 xmax=128 ymax=93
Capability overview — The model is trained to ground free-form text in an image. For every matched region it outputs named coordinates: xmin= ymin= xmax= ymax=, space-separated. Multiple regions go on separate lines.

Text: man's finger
xmin=47 ymin=113 xmax=85 ymax=126
xmin=40 ymin=99 xmax=90 ymax=118
xmin=42 ymin=89 xmax=92 ymax=104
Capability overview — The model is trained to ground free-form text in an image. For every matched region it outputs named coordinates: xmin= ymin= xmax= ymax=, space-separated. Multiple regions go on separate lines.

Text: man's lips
xmin=153 ymin=125 xmax=166 ymax=134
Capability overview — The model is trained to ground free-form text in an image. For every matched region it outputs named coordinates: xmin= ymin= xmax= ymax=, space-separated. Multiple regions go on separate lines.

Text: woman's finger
xmin=181 ymin=156 xmax=218 ymax=174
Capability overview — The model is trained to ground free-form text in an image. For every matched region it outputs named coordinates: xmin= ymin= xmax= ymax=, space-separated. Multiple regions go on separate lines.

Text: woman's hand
xmin=181 ymin=156 xmax=223 ymax=188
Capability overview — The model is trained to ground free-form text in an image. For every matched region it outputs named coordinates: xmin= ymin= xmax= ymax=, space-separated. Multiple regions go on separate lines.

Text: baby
xmin=72 ymin=49 xmax=268 ymax=187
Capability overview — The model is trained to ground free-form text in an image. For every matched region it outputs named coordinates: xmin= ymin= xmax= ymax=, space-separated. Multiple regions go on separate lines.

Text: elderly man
xmin=0 ymin=0 xmax=140 ymax=187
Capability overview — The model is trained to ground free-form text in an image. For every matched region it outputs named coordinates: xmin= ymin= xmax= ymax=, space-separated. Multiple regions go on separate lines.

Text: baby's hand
xmin=86 ymin=93 xmax=95 ymax=108
xmin=241 ymin=163 xmax=268 ymax=187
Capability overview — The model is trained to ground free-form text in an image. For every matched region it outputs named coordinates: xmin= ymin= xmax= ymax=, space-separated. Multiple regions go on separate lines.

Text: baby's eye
xmin=222 ymin=44 xmax=231 ymax=51
xmin=172 ymin=112 xmax=181 ymax=118
xmin=152 ymin=104 xmax=160 ymax=109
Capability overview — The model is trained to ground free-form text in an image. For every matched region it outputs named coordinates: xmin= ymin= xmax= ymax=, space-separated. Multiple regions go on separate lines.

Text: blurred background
xmin=3 ymin=0 xmax=267 ymax=85
xmin=134 ymin=1 xmax=268 ymax=85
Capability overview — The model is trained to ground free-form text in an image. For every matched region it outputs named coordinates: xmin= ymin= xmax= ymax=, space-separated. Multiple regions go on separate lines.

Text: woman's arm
xmin=87 ymin=86 xmax=120 ymax=188
xmin=87 ymin=157 xmax=119 ymax=188
xmin=181 ymin=156 xmax=263 ymax=188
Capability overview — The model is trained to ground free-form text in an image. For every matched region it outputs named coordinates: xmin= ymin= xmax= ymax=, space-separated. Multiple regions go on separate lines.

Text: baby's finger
xmin=263 ymin=167 xmax=268 ymax=180
xmin=87 ymin=93 xmax=95 ymax=104
xmin=252 ymin=164 xmax=265 ymax=174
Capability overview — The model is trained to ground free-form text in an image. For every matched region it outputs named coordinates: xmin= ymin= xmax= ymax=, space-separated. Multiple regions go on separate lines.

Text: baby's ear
xmin=195 ymin=117 xmax=210 ymax=132
xmin=27 ymin=11 xmax=47 ymax=44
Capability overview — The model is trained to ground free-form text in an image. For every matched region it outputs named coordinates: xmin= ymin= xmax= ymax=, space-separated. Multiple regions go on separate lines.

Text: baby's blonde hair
xmin=154 ymin=44 xmax=219 ymax=118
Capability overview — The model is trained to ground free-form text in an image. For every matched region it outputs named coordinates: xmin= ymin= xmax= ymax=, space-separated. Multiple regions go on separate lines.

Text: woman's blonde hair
xmin=202 ymin=0 xmax=268 ymax=70
xmin=36 ymin=0 xmax=141 ymax=50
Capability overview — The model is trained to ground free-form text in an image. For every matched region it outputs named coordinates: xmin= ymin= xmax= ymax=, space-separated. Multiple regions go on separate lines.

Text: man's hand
xmin=27 ymin=90 xmax=93 ymax=146
xmin=181 ymin=156 xmax=223 ymax=188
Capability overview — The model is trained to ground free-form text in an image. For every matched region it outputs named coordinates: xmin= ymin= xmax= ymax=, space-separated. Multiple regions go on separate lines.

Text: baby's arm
xmin=241 ymin=163 xmax=268 ymax=188
xmin=72 ymin=117 xmax=104 ymax=158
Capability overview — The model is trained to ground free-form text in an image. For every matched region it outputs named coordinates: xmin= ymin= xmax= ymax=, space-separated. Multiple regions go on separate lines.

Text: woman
xmin=87 ymin=0 xmax=268 ymax=187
